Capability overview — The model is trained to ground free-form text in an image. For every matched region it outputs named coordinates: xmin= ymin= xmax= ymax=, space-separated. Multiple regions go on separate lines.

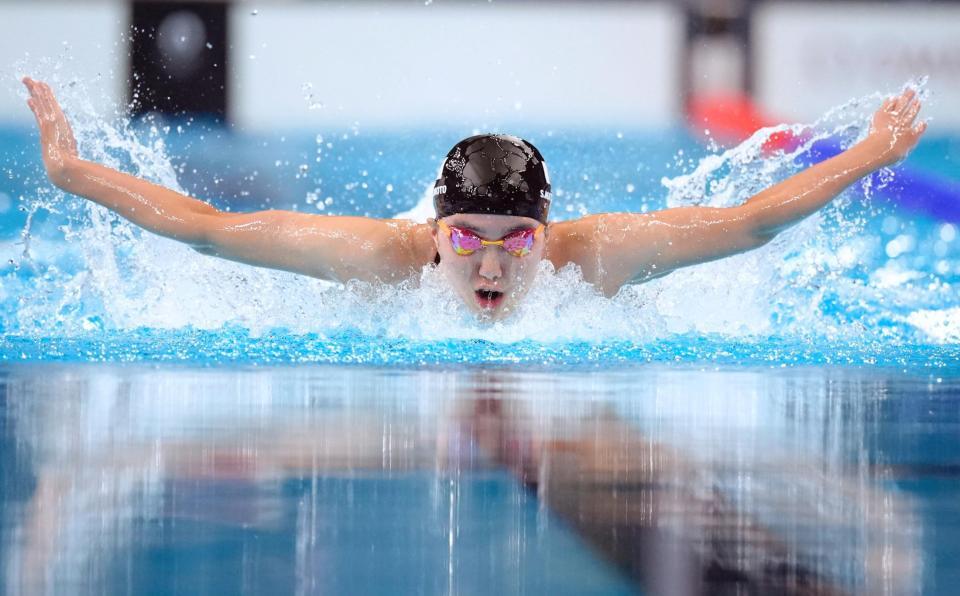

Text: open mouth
xmin=474 ymin=289 xmax=505 ymax=309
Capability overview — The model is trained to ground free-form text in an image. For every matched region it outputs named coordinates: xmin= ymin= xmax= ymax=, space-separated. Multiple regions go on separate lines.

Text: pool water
xmin=1 ymin=364 xmax=957 ymax=594
xmin=0 ymin=80 xmax=958 ymax=594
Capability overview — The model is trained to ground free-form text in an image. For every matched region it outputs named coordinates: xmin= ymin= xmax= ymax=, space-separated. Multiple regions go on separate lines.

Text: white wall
xmin=754 ymin=2 xmax=960 ymax=128
xmin=230 ymin=2 xmax=683 ymax=130
xmin=0 ymin=1 xmax=127 ymax=123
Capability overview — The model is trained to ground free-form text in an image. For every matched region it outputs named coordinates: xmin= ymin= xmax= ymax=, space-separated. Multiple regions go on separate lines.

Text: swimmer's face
xmin=431 ymin=213 xmax=546 ymax=320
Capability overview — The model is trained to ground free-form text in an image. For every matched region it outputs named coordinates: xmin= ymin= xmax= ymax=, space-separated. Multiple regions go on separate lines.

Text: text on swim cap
xmin=433 ymin=185 xmax=447 ymax=196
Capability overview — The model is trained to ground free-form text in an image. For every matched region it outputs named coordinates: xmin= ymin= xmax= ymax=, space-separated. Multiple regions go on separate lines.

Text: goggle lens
xmin=501 ymin=229 xmax=535 ymax=256
xmin=442 ymin=222 xmax=541 ymax=257
xmin=450 ymin=228 xmax=483 ymax=255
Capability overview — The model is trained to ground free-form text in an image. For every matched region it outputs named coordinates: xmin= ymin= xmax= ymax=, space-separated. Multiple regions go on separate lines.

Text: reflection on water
xmin=0 ymin=364 xmax=949 ymax=595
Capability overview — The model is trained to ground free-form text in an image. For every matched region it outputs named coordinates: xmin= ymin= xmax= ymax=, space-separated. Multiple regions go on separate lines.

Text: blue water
xmin=1 ymin=82 xmax=959 ymax=593
xmin=1 ymin=364 xmax=957 ymax=594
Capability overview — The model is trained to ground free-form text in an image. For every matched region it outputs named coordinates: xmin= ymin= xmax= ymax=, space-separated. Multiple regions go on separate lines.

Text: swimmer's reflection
xmin=446 ymin=377 xmax=919 ymax=596
xmin=7 ymin=370 xmax=919 ymax=595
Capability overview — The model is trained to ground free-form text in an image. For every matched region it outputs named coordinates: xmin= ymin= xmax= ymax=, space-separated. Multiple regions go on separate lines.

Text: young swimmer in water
xmin=22 ymin=77 xmax=927 ymax=320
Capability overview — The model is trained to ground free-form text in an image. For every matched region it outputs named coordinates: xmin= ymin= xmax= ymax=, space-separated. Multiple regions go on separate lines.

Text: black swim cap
xmin=433 ymin=134 xmax=551 ymax=223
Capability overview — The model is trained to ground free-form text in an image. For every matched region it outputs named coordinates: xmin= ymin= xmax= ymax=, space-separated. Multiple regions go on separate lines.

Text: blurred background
xmin=1 ymin=0 xmax=959 ymax=129
xmin=0 ymin=0 xmax=958 ymax=219
xmin=0 ymin=0 xmax=957 ymax=229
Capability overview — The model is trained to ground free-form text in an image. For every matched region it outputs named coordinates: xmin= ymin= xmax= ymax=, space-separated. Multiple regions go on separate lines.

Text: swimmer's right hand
xmin=865 ymin=87 xmax=927 ymax=167
xmin=22 ymin=77 xmax=79 ymax=187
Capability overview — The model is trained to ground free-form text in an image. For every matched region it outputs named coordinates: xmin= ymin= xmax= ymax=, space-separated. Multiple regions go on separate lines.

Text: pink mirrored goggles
xmin=438 ymin=220 xmax=545 ymax=257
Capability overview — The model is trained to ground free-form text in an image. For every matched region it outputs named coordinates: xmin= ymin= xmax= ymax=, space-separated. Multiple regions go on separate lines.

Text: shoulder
xmin=545 ymin=216 xmax=591 ymax=249
xmin=543 ymin=216 xmax=606 ymax=288
xmin=543 ymin=214 xmax=660 ymax=296
xmin=390 ymin=220 xmax=437 ymax=269
xmin=544 ymin=215 xmax=607 ymax=265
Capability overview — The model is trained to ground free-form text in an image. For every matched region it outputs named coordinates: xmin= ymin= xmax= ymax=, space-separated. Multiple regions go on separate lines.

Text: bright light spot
xmin=626 ymin=183 xmax=635 ymax=193
xmin=885 ymin=239 xmax=903 ymax=258
xmin=940 ymin=223 xmax=956 ymax=243
xmin=886 ymin=234 xmax=915 ymax=258
xmin=881 ymin=215 xmax=900 ymax=235
xmin=513 ymin=101 xmax=523 ymax=111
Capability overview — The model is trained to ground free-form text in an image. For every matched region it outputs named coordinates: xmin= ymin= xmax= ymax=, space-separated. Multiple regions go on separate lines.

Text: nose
xmin=477 ymin=248 xmax=503 ymax=281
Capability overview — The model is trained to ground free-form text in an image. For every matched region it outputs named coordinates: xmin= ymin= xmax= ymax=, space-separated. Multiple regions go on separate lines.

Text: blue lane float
xmin=801 ymin=138 xmax=960 ymax=222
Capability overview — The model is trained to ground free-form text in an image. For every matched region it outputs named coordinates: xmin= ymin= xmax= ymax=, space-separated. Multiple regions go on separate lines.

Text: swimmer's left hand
xmin=863 ymin=88 xmax=927 ymax=167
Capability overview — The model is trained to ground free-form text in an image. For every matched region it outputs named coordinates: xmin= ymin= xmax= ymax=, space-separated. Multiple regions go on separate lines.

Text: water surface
xmin=2 ymin=363 xmax=956 ymax=594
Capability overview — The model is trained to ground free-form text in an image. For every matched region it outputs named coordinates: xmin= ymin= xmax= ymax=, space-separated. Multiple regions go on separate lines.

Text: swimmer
xmin=22 ymin=77 xmax=927 ymax=320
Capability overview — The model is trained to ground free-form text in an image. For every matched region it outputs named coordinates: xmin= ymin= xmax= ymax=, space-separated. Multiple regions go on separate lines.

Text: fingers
xmin=26 ymin=98 xmax=40 ymax=122
xmin=900 ymin=96 xmax=922 ymax=124
xmin=894 ymin=88 xmax=916 ymax=112
xmin=27 ymin=81 xmax=75 ymax=143
xmin=25 ymin=78 xmax=52 ymax=119
xmin=39 ymin=82 xmax=68 ymax=124
xmin=25 ymin=88 xmax=48 ymax=135
xmin=882 ymin=88 xmax=917 ymax=114
xmin=23 ymin=78 xmax=77 ymax=149
xmin=37 ymin=82 xmax=57 ymax=121
xmin=23 ymin=78 xmax=59 ymax=121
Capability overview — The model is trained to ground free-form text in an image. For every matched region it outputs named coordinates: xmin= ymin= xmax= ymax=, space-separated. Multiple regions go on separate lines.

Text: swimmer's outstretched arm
xmin=22 ymin=77 xmax=434 ymax=283
xmin=554 ymin=89 xmax=927 ymax=295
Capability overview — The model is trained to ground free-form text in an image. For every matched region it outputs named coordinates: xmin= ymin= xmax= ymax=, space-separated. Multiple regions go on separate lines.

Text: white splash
xmin=4 ymin=74 xmax=955 ymax=345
